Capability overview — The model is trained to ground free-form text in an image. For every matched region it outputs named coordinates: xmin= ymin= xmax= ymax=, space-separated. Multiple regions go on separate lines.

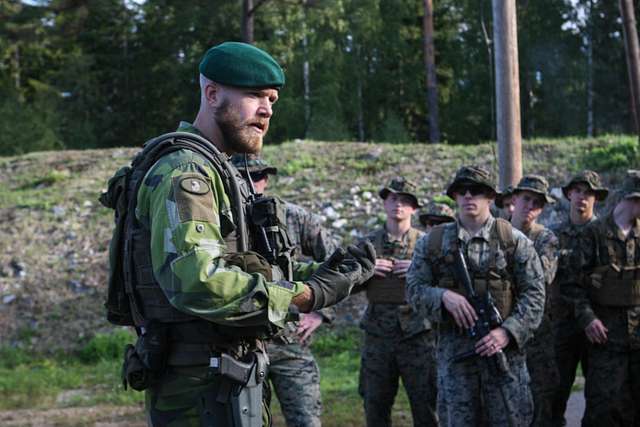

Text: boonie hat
xmin=495 ymin=185 xmax=514 ymax=209
xmin=561 ymin=170 xmax=608 ymax=201
xmin=513 ymin=175 xmax=555 ymax=204
xmin=446 ymin=165 xmax=497 ymax=199
xmin=620 ymin=170 xmax=640 ymax=199
xmin=231 ymin=153 xmax=278 ymax=176
xmin=379 ymin=177 xmax=422 ymax=208
xmin=419 ymin=201 xmax=455 ymax=227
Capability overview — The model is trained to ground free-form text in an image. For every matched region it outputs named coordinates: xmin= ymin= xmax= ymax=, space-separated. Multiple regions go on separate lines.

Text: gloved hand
xmin=305 ymin=248 xmax=360 ymax=311
xmin=343 ymin=241 xmax=376 ymax=286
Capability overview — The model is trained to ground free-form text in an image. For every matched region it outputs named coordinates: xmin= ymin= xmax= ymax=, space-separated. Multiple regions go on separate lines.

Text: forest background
xmin=1 ymin=0 xmax=636 ymax=156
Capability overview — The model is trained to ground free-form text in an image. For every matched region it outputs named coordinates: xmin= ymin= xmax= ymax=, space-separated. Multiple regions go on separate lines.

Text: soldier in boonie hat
xmin=379 ymin=176 xmax=423 ymax=208
xmin=513 ymin=175 xmax=555 ymax=205
xmin=495 ymin=186 xmax=514 ymax=209
xmin=619 ymin=169 xmax=640 ymax=199
xmin=419 ymin=200 xmax=455 ymax=229
xmin=230 ymin=153 xmax=278 ymax=194
xmin=446 ymin=165 xmax=497 ymax=199
xmin=562 ymin=170 xmax=608 ymax=202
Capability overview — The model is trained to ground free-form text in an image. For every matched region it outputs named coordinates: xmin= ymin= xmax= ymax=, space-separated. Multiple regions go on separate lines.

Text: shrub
xmin=581 ymin=138 xmax=639 ymax=172
xmin=78 ymin=329 xmax=135 ymax=363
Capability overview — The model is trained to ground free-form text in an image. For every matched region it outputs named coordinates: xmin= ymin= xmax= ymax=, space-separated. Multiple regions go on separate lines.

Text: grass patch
xmin=580 ymin=136 xmax=640 ymax=172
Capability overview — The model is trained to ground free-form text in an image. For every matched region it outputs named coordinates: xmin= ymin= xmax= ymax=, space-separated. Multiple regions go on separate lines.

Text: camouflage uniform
xmin=406 ymin=166 xmax=545 ymax=427
xmin=266 ymin=201 xmax=339 ymax=427
xmin=565 ymin=171 xmax=640 ymax=426
xmin=551 ymin=171 xmax=608 ymax=426
xmin=230 ymin=154 xmax=340 ymax=427
xmin=511 ymin=175 xmax=560 ymax=427
xmin=358 ymin=225 xmax=438 ymax=427
xmin=137 ymin=122 xmax=317 ymax=426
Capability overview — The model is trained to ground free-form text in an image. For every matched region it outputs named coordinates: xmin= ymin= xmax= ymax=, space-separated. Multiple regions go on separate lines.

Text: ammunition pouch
xmin=589 ymin=264 xmax=640 ymax=306
xmin=366 ymin=276 xmax=406 ymax=305
xmin=439 ymin=272 xmax=514 ymax=319
xmin=224 ymin=251 xmax=273 ymax=281
xmin=121 ymin=323 xmax=169 ymax=391
xmin=122 ymin=344 xmax=151 ymax=391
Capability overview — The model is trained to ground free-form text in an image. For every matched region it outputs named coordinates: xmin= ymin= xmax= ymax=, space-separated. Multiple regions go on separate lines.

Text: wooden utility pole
xmin=242 ymin=0 xmax=254 ymax=44
xmin=619 ymin=0 xmax=640 ymax=136
xmin=492 ymin=0 xmax=522 ymax=189
xmin=422 ymin=0 xmax=440 ymax=143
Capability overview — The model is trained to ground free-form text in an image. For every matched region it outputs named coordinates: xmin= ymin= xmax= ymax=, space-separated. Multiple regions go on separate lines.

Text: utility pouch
xmin=224 ymin=251 xmax=273 ymax=281
xmin=136 ymin=323 xmax=169 ymax=372
xmin=122 ymin=344 xmax=151 ymax=391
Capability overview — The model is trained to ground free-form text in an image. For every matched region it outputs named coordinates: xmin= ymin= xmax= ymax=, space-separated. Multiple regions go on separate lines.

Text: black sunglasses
xmin=455 ymin=184 xmax=487 ymax=196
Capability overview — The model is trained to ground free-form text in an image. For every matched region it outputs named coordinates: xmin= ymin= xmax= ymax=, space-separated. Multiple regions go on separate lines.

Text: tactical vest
xmin=100 ymin=132 xmax=294 ymax=333
xmin=365 ymin=227 xmax=421 ymax=305
xmin=427 ymin=218 xmax=517 ymax=319
xmin=588 ymin=218 xmax=640 ymax=307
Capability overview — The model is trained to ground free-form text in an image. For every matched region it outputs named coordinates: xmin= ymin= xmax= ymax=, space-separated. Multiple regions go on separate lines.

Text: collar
xmin=457 ymin=215 xmax=495 ymax=244
xmin=383 ymin=224 xmax=412 ymax=246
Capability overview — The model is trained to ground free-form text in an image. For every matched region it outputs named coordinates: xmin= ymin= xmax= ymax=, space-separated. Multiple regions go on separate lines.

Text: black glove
xmin=306 ymin=248 xmax=361 ymax=311
xmin=343 ymin=241 xmax=376 ymax=286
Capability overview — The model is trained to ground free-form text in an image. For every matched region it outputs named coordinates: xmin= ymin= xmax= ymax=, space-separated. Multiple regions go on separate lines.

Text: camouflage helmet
xmin=620 ymin=170 xmax=640 ymax=199
xmin=379 ymin=176 xmax=422 ymax=207
xmin=419 ymin=201 xmax=455 ymax=227
xmin=230 ymin=153 xmax=278 ymax=176
xmin=513 ymin=174 xmax=555 ymax=204
xmin=446 ymin=165 xmax=497 ymax=199
xmin=561 ymin=170 xmax=609 ymax=201
xmin=495 ymin=185 xmax=514 ymax=209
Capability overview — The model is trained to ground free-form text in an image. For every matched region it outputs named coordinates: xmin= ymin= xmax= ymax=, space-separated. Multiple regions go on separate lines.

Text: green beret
xmin=199 ymin=42 xmax=285 ymax=89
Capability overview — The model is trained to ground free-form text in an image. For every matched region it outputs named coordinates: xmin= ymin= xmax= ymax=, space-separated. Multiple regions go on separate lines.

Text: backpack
xmin=99 ymin=132 xmax=244 ymax=326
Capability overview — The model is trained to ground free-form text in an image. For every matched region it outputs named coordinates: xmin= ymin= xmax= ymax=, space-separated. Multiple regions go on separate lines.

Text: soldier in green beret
xmin=407 ymin=165 xmax=545 ymax=426
xmin=550 ymin=170 xmax=608 ymax=426
xmin=355 ymin=177 xmax=438 ymax=427
xmin=232 ymin=153 xmax=339 ymax=427
xmin=510 ymin=175 xmax=560 ymax=427
xmin=419 ymin=200 xmax=455 ymax=231
xmin=564 ymin=170 xmax=640 ymax=426
xmin=103 ymin=42 xmax=376 ymax=427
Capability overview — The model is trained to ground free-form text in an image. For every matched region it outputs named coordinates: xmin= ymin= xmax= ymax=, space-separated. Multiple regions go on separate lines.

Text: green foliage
xmin=581 ymin=138 xmax=640 ymax=171
xmin=375 ymin=112 xmax=413 ymax=143
xmin=279 ymin=151 xmax=316 ymax=175
xmin=78 ymin=329 xmax=135 ymax=363
xmin=432 ymin=194 xmax=455 ymax=207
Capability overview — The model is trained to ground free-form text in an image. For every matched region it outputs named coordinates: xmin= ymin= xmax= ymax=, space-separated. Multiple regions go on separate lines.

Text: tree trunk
xmin=242 ymin=0 xmax=254 ymax=44
xmin=586 ymin=0 xmax=594 ymax=137
xmin=620 ymin=0 xmax=640 ymax=135
xmin=302 ymin=0 xmax=311 ymax=137
xmin=492 ymin=0 xmax=522 ymax=189
xmin=422 ymin=0 xmax=440 ymax=143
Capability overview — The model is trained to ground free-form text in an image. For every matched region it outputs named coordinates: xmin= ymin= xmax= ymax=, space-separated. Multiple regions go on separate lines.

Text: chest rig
xmin=427 ymin=219 xmax=517 ymax=319
xmin=366 ymin=227 xmax=421 ymax=305
xmin=100 ymin=132 xmax=293 ymax=335
xmin=589 ymin=218 xmax=640 ymax=307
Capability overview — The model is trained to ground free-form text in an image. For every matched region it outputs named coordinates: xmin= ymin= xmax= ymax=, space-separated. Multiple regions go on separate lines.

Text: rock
xmin=360 ymin=147 xmax=383 ymax=161
xmin=2 ymin=294 xmax=16 ymax=304
xmin=10 ymin=260 xmax=26 ymax=278
xmin=323 ymin=206 xmax=340 ymax=219
xmin=52 ymin=205 xmax=66 ymax=216
xmin=82 ymin=200 xmax=93 ymax=208
xmin=68 ymin=280 xmax=90 ymax=294
xmin=332 ymin=219 xmax=348 ymax=229
xmin=362 ymin=191 xmax=373 ymax=200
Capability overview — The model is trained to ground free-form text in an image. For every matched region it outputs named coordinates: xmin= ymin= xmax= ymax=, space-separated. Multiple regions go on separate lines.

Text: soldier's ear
xmin=204 ymin=82 xmax=221 ymax=107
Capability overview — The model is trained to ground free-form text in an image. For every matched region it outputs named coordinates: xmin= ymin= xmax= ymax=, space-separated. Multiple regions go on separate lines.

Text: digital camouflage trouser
xmin=267 ymin=341 xmax=322 ymax=427
xmin=359 ymin=331 xmax=438 ymax=427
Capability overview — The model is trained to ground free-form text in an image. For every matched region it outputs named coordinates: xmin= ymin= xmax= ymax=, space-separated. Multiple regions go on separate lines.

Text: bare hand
xmin=392 ymin=260 xmax=411 ymax=278
xmin=585 ymin=319 xmax=608 ymax=344
xmin=475 ymin=327 xmax=510 ymax=357
xmin=374 ymin=258 xmax=394 ymax=278
xmin=442 ymin=290 xmax=477 ymax=329
xmin=296 ymin=312 xmax=324 ymax=344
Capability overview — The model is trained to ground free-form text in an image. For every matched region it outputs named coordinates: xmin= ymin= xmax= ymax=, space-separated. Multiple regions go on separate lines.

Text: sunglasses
xmin=454 ymin=184 xmax=488 ymax=196
xmin=249 ymin=172 xmax=268 ymax=182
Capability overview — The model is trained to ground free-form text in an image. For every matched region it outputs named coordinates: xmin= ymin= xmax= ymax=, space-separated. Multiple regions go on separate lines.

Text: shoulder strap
xmin=406 ymin=227 xmax=421 ymax=256
xmin=528 ymin=222 xmax=545 ymax=243
xmin=427 ymin=224 xmax=447 ymax=259
xmin=494 ymin=218 xmax=516 ymax=252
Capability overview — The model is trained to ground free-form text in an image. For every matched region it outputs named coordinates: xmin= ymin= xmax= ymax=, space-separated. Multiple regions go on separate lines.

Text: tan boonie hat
xmin=513 ymin=174 xmax=554 ymax=204
xmin=620 ymin=170 xmax=640 ymax=199
xmin=561 ymin=170 xmax=609 ymax=201
xmin=379 ymin=176 xmax=422 ymax=207
xmin=446 ymin=165 xmax=497 ymax=199
xmin=495 ymin=185 xmax=514 ymax=209
xmin=230 ymin=153 xmax=278 ymax=176
xmin=419 ymin=201 xmax=455 ymax=227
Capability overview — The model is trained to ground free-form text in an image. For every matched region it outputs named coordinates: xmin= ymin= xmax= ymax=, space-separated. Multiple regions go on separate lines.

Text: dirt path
xmin=0 ymin=404 xmax=145 ymax=427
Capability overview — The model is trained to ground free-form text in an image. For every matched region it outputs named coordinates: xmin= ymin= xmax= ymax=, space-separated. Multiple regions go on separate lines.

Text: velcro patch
xmin=172 ymin=173 xmax=215 ymax=223
xmin=179 ymin=176 xmax=210 ymax=195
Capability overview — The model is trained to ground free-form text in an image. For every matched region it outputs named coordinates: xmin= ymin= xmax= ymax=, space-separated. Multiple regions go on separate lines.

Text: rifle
xmin=448 ymin=245 xmax=517 ymax=427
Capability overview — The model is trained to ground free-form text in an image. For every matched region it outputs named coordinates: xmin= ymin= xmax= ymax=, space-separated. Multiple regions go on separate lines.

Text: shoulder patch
xmin=179 ymin=176 xmax=210 ymax=195
xmin=172 ymin=173 xmax=215 ymax=223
